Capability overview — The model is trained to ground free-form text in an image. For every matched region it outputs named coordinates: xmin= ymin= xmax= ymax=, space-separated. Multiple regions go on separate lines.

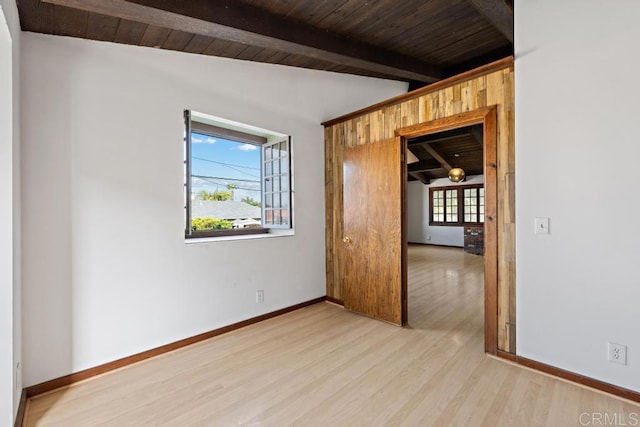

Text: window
xmin=429 ymin=184 xmax=484 ymax=226
xmin=463 ymin=187 xmax=485 ymax=223
xmin=262 ymin=139 xmax=291 ymax=228
xmin=431 ymin=189 xmax=459 ymax=223
xmin=184 ymin=110 xmax=292 ymax=239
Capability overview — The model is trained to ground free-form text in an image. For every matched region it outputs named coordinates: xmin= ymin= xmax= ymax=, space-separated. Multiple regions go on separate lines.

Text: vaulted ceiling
xmin=17 ymin=0 xmax=508 ymax=184
xmin=16 ymin=0 xmax=513 ymax=85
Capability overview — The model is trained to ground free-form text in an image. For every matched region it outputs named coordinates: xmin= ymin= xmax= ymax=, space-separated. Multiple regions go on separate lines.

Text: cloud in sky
xmin=238 ymin=144 xmax=258 ymax=151
xmin=192 ymin=135 xmax=216 ymax=144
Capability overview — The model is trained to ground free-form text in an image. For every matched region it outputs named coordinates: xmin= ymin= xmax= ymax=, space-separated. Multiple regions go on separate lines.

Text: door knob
xmin=343 ymin=236 xmax=352 ymax=243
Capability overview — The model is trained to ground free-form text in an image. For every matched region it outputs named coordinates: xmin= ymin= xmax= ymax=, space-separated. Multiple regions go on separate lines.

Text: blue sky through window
xmin=191 ymin=132 xmax=261 ymax=203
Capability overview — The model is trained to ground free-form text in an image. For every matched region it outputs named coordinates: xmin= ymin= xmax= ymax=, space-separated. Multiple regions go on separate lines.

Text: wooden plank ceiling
xmin=408 ymin=125 xmax=484 ymax=184
xmin=16 ymin=0 xmax=513 ymax=84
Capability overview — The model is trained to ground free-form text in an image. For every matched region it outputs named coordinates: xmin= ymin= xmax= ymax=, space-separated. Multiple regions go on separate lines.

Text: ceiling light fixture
xmin=448 ymin=167 xmax=465 ymax=183
xmin=448 ymin=154 xmax=465 ymax=183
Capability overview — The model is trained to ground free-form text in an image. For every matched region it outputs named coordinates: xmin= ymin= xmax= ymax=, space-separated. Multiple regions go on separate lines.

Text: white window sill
xmin=185 ymin=229 xmax=295 ymax=244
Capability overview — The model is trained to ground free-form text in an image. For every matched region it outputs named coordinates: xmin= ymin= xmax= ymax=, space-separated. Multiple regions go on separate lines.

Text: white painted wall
xmin=516 ymin=0 xmax=640 ymax=392
xmin=0 ymin=9 xmax=12 ymax=425
xmin=20 ymin=32 xmax=407 ymax=387
xmin=0 ymin=0 xmax=20 ymax=423
xmin=408 ymin=175 xmax=484 ymax=247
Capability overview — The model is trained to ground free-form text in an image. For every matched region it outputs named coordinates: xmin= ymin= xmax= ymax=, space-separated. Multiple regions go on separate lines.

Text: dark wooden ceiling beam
xmin=412 ymin=167 xmax=444 ymax=175
xmin=467 ymin=0 xmax=514 ymax=43
xmin=470 ymin=126 xmax=484 ymax=147
xmin=42 ymin=0 xmax=444 ymax=83
xmin=408 ymin=172 xmax=430 ymax=185
xmin=408 ymin=160 xmax=442 ymax=173
xmin=422 ymin=145 xmax=453 ymax=171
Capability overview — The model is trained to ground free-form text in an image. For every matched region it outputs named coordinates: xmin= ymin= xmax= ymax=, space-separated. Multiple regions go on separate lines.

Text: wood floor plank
xmin=25 ymin=246 xmax=639 ymax=426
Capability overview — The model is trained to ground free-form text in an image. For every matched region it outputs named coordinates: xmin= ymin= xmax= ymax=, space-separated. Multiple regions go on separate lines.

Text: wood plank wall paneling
xmin=324 ymin=58 xmax=515 ymax=353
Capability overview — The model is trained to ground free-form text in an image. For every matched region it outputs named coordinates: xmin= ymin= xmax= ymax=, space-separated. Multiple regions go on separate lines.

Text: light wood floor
xmin=25 ymin=245 xmax=639 ymax=426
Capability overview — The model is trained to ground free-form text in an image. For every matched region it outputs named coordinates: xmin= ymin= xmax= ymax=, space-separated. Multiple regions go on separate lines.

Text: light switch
xmin=534 ymin=217 xmax=550 ymax=235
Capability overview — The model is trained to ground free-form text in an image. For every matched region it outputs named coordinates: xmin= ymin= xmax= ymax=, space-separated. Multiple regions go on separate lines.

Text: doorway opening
xmin=407 ymin=124 xmax=485 ymax=248
xmin=397 ymin=107 xmax=498 ymax=354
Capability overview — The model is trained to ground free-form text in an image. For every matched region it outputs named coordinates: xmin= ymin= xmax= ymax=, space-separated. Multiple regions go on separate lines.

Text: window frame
xmin=463 ymin=185 xmax=485 ymax=224
xmin=429 ymin=183 xmax=485 ymax=227
xmin=184 ymin=110 xmax=292 ymax=240
xmin=261 ymin=136 xmax=292 ymax=229
xmin=429 ymin=188 xmax=459 ymax=225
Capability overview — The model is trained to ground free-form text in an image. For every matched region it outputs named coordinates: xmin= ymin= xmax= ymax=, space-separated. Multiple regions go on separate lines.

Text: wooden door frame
xmin=396 ymin=106 xmax=499 ymax=355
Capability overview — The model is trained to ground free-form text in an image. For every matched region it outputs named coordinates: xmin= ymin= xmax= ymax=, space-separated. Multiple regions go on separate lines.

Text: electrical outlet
xmin=426 ymin=235 xmax=431 ymax=241
xmin=256 ymin=290 xmax=264 ymax=303
xmin=608 ymin=342 xmax=627 ymax=365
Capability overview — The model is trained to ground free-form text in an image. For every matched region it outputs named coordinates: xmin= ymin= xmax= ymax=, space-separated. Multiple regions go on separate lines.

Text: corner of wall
xmin=0 ymin=0 xmax=22 ymax=422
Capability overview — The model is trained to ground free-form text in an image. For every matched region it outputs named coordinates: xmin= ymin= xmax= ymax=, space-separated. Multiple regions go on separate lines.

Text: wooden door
xmin=342 ymin=137 xmax=406 ymax=325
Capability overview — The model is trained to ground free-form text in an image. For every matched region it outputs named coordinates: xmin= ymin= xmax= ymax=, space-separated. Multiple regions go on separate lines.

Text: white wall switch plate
xmin=534 ymin=217 xmax=550 ymax=235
